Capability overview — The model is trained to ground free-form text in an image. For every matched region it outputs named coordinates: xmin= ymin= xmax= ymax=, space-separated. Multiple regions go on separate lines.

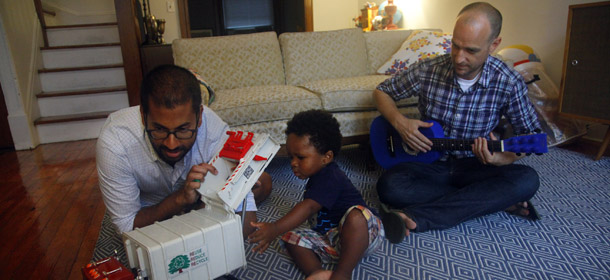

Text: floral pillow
xmin=377 ymin=30 xmax=452 ymax=75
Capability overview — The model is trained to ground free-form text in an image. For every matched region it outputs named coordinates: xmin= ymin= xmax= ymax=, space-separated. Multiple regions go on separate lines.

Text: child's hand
xmin=248 ymin=221 xmax=279 ymax=254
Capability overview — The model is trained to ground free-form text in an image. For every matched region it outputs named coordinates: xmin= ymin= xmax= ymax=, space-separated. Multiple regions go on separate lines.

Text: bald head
xmin=458 ymin=2 xmax=502 ymax=41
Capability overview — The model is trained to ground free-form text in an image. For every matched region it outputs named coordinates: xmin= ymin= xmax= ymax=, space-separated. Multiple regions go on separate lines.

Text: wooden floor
xmin=0 ymin=139 xmax=104 ymax=280
xmin=0 ymin=137 xmax=607 ymax=280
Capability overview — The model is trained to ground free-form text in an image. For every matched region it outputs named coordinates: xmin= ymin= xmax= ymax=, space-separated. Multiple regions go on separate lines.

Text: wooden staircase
xmin=33 ymin=1 xmax=129 ymax=144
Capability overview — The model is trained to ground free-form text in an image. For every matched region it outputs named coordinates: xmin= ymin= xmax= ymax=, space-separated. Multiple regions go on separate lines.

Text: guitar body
xmin=370 ymin=116 xmax=444 ymax=169
xmin=370 ymin=116 xmax=548 ymax=169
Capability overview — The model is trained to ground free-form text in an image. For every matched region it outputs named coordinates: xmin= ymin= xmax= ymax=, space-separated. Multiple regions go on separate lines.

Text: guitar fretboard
xmin=430 ymin=138 xmax=503 ymax=152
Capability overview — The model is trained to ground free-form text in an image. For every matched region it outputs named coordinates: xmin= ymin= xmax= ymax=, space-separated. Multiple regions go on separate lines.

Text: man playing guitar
xmin=373 ymin=2 xmax=542 ymax=243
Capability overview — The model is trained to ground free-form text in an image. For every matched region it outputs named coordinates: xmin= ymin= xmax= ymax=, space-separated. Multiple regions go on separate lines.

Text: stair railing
xmin=33 ymin=0 xmax=50 ymax=47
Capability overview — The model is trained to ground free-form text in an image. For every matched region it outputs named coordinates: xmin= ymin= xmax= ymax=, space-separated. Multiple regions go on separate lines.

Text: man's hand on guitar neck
xmin=393 ymin=116 xmax=434 ymax=153
xmin=473 ymin=133 xmax=523 ymax=166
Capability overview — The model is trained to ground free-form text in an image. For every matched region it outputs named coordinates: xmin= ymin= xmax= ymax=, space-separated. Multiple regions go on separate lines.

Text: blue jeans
xmin=376 ymin=157 xmax=540 ymax=232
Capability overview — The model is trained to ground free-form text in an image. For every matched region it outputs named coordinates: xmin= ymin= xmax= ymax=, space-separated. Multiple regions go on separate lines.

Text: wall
xmin=0 ymin=0 xmax=42 ymax=149
xmin=121 ymin=0 xmax=608 ymax=86
xmin=357 ymin=0 xmax=606 ymax=88
xmin=312 ymin=0 xmax=360 ymax=31
xmin=145 ymin=0 xmax=181 ymax=44
xmin=154 ymin=0 xmax=358 ymax=42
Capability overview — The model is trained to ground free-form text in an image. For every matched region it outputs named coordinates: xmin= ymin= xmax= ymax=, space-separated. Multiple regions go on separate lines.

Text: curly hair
xmin=285 ymin=110 xmax=342 ymax=157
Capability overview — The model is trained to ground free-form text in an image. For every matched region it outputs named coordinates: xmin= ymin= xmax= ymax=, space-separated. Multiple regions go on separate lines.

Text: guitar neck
xmin=430 ymin=138 xmax=503 ymax=152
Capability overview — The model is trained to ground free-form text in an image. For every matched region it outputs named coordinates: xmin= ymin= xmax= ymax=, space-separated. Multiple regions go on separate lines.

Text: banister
xmin=33 ymin=0 xmax=49 ymax=47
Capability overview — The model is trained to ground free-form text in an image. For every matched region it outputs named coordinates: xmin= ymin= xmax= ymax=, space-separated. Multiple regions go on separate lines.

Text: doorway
xmin=177 ymin=0 xmax=312 ymax=38
xmin=0 ymin=82 xmax=15 ymax=151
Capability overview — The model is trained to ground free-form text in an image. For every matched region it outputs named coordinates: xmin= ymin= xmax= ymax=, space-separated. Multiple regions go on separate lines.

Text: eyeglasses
xmin=144 ymin=114 xmax=199 ymax=140
xmin=146 ymin=128 xmax=197 ymax=140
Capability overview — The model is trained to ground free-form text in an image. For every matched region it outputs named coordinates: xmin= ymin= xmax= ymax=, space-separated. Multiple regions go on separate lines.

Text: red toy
xmin=219 ymin=131 xmax=254 ymax=160
xmin=82 ymin=254 xmax=134 ymax=280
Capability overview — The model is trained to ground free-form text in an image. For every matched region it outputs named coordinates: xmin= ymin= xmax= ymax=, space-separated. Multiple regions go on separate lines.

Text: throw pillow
xmin=188 ymin=69 xmax=216 ymax=106
xmin=377 ymin=30 xmax=452 ymax=75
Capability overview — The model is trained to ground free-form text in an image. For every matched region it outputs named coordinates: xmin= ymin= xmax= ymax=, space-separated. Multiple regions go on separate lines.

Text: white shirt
xmin=456 ymin=71 xmax=481 ymax=92
xmin=96 ymin=106 xmax=256 ymax=233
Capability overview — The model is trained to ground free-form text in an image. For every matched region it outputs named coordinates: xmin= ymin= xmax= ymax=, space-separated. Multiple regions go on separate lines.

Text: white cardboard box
xmin=123 ymin=132 xmax=279 ymax=279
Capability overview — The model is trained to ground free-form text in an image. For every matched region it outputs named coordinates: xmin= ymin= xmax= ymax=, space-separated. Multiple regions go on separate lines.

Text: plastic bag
xmin=496 ymin=46 xmax=586 ymax=147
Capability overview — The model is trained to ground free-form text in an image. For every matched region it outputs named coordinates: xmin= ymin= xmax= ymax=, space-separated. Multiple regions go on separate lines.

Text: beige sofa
xmin=172 ymin=28 xmax=427 ymax=144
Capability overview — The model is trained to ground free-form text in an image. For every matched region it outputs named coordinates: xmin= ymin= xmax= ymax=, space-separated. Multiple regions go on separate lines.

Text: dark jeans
xmin=376 ymin=157 xmax=540 ymax=232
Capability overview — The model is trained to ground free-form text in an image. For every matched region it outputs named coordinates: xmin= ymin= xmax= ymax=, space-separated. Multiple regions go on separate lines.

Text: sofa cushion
xmin=210 ymin=85 xmax=322 ymax=127
xmin=377 ymin=30 xmax=452 ymax=75
xmin=364 ymin=29 xmax=415 ymax=74
xmin=300 ymin=75 xmax=419 ymax=112
xmin=230 ymin=120 xmax=288 ymax=145
xmin=280 ymin=28 xmax=369 ymax=86
xmin=172 ymin=32 xmax=285 ymax=90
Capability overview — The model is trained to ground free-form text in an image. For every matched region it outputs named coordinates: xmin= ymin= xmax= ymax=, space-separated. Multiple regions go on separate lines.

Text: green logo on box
xmin=168 ymin=255 xmax=190 ymax=274
xmin=167 ymin=247 xmax=209 ymax=276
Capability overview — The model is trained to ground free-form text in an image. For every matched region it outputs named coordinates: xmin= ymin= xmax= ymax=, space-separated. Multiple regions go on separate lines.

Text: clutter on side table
xmin=354 ymin=1 xmax=403 ymax=31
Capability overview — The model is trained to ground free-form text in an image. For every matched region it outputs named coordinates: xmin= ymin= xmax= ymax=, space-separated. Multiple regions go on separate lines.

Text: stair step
xmin=46 ymin=22 xmax=118 ymax=29
xmin=37 ymin=88 xmax=128 ymax=118
xmin=42 ymin=44 xmax=122 ymax=68
xmin=39 ymin=65 xmax=125 ymax=92
xmin=34 ymin=111 xmax=113 ymax=125
xmin=37 ymin=86 xmax=126 ymax=98
xmin=35 ymin=112 xmax=113 ymax=144
xmin=46 ymin=23 xmax=119 ymax=47
xmin=39 ymin=63 xmax=123 ymax=73
xmin=41 ymin=42 xmax=120 ymax=50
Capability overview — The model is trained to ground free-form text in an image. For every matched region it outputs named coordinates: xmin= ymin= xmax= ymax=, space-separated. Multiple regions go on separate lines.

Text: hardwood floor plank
xmin=48 ymin=167 xmax=100 ymax=279
xmin=0 ymin=145 xmax=64 ymax=269
xmin=1 ymin=140 xmax=96 ymax=279
xmin=17 ymin=143 xmax=96 ymax=279
xmin=68 ymin=198 xmax=106 ymax=280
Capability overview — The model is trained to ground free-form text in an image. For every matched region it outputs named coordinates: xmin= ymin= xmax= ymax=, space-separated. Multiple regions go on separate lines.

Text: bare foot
xmin=305 ymin=270 xmax=333 ymax=280
xmin=505 ymin=200 xmax=540 ymax=220
xmin=397 ymin=212 xmax=417 ymax=236
xmin=505 ymin=201 xmax=530 ymax=217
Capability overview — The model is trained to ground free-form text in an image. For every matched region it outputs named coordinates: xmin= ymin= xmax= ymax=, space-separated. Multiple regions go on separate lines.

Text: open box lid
xmin=196 ymin=131 xmax=280 ymax=213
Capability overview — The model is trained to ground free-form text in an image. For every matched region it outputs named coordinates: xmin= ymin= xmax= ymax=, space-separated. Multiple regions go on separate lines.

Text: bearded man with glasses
xmin=97 ymin=65 xmax=272 ymax=237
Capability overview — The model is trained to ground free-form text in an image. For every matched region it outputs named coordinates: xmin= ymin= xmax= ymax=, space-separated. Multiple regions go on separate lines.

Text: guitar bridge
xmin=386 ymin=133 xmax=395 ymax=157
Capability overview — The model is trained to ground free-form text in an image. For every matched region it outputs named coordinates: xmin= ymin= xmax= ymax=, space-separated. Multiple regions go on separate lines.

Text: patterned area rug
xmin=93 ymin=146 xmax=610 ymax=279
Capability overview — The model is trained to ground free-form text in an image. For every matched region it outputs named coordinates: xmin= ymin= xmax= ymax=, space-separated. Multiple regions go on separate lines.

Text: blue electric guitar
xmin=370 ymin=116 xmax=548 ymax=169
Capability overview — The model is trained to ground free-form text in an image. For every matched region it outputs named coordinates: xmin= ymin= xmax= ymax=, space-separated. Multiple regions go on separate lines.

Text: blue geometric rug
xmin=93 ymin=146 xmax=610 ymax=280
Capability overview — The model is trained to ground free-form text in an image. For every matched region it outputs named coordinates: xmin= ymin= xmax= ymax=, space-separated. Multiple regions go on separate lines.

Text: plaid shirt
xmin=377 ymin=54 xmax=540 ymax=158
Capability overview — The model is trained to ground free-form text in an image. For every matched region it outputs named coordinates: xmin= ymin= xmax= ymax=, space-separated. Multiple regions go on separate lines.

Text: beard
xmin=150 ymin=140 xmax=195 ymax=166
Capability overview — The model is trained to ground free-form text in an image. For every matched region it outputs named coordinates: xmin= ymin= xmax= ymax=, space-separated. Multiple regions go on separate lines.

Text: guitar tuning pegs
xmin=516 ymin=153 xmax=522 ymax=156
xmin=526 ymin=153 xmax=531 ymax=156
